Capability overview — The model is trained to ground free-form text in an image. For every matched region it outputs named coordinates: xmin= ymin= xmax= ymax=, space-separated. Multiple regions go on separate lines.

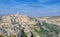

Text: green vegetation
xmin=0 ymin=35 xmax=3 ymax=37
xmin=9 ymin=35 xmax=16 ymax=37
xmin=29 ymin=22 xmax=60 ymax=37
xmin=43 ymin=22 xmax=60 ymax=33
xmin=21 ymin=29 xmax=27 ymax=37
xmin=0 ymin=22 xmax=60 ymax=37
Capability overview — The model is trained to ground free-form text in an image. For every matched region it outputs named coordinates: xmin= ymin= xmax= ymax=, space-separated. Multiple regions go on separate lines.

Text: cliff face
xmin=0 ymin=14 xmax=60 ymax=37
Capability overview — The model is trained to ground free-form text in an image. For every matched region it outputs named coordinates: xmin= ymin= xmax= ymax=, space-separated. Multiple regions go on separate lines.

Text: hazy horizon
xmin=0 ymin=0 xmax=60 ymax=17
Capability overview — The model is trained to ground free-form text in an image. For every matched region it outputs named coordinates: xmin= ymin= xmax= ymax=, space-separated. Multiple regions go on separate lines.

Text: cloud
xmin=0 ymin=0 xmax=60 ymax=17
xmin=14 ymin=0 xmax=60 ymax=4
xmin=37 ymin=0 xmax=60 ymax=5
xmin=14 ymin=0 xmax=38 ymax=2
xmin=0 ymin=0 xmax=60 ymax=6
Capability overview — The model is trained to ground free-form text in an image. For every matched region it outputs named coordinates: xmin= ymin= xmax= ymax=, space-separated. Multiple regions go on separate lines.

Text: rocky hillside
xmin=37 ymin=16 xmax=60 ymax=26
xmin=0 ymin=14 xmax=60 ymax=37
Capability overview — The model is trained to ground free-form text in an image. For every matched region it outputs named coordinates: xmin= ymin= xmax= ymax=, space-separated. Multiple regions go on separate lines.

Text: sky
xmin=0 ymin=0 xmax=60 ymax=17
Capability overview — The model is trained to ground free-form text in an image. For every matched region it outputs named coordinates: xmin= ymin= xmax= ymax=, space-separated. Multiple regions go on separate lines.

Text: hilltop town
xmin=0 ymin=13 xmax=60 ymax=37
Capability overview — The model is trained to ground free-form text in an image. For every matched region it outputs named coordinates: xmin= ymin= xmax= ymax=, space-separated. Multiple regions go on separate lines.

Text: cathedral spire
xmin=16 ymin=11 xmax=20 ymax=16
